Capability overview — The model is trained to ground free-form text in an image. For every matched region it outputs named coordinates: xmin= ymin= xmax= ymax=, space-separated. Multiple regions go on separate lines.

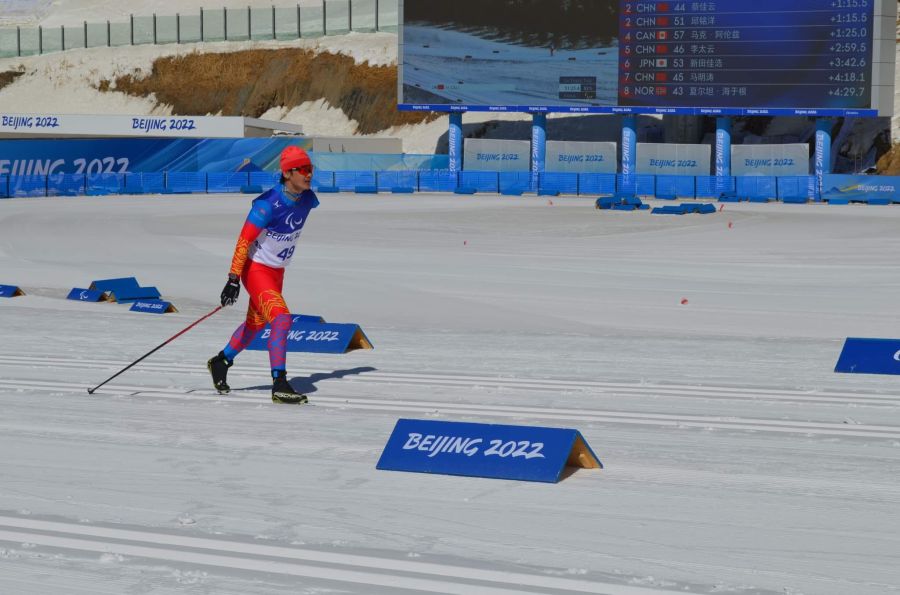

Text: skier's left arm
xmin=220 ymin=201 xmax=273 ymax=307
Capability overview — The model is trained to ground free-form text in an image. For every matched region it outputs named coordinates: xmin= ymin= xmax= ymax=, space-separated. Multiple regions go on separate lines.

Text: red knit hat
xmin=280 ymin=145 xmax=311 ymax=172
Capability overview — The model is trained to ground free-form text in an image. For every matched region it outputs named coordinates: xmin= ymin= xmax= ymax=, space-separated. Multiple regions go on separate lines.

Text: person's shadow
xmin=237 ymin=366 xmax=377 ymax=395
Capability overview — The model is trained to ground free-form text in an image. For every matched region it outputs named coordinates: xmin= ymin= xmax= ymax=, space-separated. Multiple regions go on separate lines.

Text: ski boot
xmin=207 ymin=351 xmax=233 ymax=394
xmin=271 ymin=370 xmax=308 ymax=404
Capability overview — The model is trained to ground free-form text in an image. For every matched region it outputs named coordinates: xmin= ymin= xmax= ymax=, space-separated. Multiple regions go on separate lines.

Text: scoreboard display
xmin=398 ymin=0 xmax=896 ymax=116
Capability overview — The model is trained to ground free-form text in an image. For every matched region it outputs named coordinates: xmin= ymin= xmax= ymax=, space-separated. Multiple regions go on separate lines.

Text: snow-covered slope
xmin=2 ymin=193 xmax=900 ymax=595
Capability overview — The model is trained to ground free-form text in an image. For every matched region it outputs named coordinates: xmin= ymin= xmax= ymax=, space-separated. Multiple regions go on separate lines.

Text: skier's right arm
xmin=220 ymin=201 xmax=273 ymax=306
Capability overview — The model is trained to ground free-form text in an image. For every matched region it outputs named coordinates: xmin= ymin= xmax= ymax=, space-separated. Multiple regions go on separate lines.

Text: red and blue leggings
xmin=222 ymin=262 xmax=291 ymax=375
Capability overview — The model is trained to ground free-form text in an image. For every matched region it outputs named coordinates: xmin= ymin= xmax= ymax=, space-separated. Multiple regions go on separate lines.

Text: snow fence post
xmin=200 ymin=8 xmax=204 ymax=41
xmin=83 ymin=21 xmax=87 ymax=48
xmin=349 ymin=0 xmax=353 ymax=32
xmin=38 ymin=26 xmax=42 ymax=54
xmin=130 ymin=14 xmax=134 ymax=46
xmin=106 ymin=20 xmax=110 ymax=46
xmin=375 ymin=0 xmax=379 ymax=31
xmin=153 ymin=13 xmax=157 ymax=44
xmin=272 ymin=5 xmax=276 ymax=39
xmin=247 ymin=5 xmax=251 ymax=39
xmin=322 ymin=0 xmax=326 ymax=35
xmin=297 ymin=4 xmax=301 ymax=38
xmin=60 ymin=24 xmax=64 ymax=51
xmin=176 ymin=14 xmax=180 ymax=43
xmin=16 ymin=26 xmax=20 ymax=57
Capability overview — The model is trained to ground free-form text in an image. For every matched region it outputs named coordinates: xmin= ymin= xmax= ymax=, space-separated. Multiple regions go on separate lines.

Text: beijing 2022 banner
xmin=0 ymin=138 xmax=313 ymax=176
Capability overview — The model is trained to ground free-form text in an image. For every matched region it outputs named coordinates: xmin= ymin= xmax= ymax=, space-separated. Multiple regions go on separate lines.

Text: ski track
xmin=0 ymin=516 xmax=681 ymax=595
xmin=1 ymin=354 xmax=898 ymax=440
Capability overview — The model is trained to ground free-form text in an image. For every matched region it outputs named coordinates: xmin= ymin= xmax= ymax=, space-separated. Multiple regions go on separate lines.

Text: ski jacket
xmin=229 ymin=186 xmax=319 ymax=275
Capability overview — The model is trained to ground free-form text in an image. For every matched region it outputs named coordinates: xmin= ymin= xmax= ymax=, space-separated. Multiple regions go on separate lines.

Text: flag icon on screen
xmin=655 ymin=58 xmax=668 ymax=67
xmin=658 ymin=31 xmax=668 ymax=40
xmin=658 ymin=2 xmax=670 ymax=10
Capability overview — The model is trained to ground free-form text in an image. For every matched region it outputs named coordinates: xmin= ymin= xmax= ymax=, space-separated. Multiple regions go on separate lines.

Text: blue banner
xmin=130 ymin=300 xmax=178 ymax=314
xmin=376 ymin=419 xmax=602 ymax=483
xmin=821 ymin=175 xmax=900 ymax=203
xmin=66 ymin=288 xmax=107 ymax=302
xmin=247 ymin=316 xmax=372 ymax=354
xmin=835 ymin=338 xmax=900 ymax=376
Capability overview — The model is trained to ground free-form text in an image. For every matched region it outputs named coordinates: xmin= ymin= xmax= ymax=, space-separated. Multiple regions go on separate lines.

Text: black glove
xmin=220 ymin=274 xmax=240 ymax=306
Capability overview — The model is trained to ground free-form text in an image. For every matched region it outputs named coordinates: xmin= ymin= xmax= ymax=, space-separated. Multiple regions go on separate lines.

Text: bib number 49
xmin=277 ymin=246 xmax=295 ymax=261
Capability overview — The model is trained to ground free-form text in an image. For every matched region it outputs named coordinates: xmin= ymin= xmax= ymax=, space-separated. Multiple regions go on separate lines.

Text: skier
xmin=207 ymin=145 xmax=318 ymax=404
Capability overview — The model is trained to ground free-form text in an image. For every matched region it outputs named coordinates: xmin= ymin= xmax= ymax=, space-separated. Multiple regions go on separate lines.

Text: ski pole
xmin=87 ymin=305 xmax=223 ymax=394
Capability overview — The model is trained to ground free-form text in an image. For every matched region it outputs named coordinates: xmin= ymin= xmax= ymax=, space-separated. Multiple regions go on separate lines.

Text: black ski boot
xmin=271 ymin=370 xmax=308 ymax=404
xmin=207 ymin=351 xmax=233 ymax=394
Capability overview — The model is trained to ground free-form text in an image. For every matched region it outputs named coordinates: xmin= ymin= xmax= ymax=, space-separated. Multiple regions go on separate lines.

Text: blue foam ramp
xmin=827 ymin=198 xmax=850 ymax=205
xmin=500 ymin=187 xmax=525 ymax=196
xmin=454 ymin=187 xmax=476 ymax=195
xmin=391 ymin=186 xmax=415 ymax=194
xmin=782 ymin=196 xmax=808 ymax=204
xmin=355 ymin=185 xmax=378 ymax=194
xmin=376 ymin=419 xmax=602 ymax=483
xmin=90 ymin=277 xmax=140 ymax=294
xmin=0 ymin=284 xmax=25 ymax=298
xmin=108 ymin=286 xmax=162 ymax=303
xmin=835 ymin=338 xmax=900 ymax=375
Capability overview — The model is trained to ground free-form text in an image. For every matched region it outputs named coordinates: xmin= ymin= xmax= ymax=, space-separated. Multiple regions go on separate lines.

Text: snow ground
xmin=1 ymin=193 xmax=899 ymax=594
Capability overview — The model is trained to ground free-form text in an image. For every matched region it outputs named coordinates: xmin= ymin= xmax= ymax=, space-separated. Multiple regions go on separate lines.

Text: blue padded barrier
xmin=867 ymin=198 xmax=892 ymax=205
xmin=498 ymin=172 xmax=533 ymax=194
xmin=126 ymin=172 xmax=165 ymax=194
xmin=736 ymin=176 xmax=777 ymax=201
xmin=454 ymin=187 xmax=476 ymax=195
xmin=335 ymin=171 xmax=376 ymax=192
xmin=826 ymin=197 xmax=850 ymax=205
xmin=578 ymin=173 xmax=616 ymax=196
xmin=391 ymin=186 xmax=415 ymax=194
xmin=618 ymin=174 xmax=655 ymax=196
xmin=459 ymin=171 xmax=499 ymax=193
xmin=655 ymin=175 xmax=695 ymax=200
xmin=355 ymin=185 xmax=379 ymax=194
xmin=696 ymin=175 xmax=736 ymax=199
xmin=0 ymin=175 xmax=8 ymax=198
xmin=47 ymin=174 xmax=85 ymax=196
xmin=249 ymin=171 xmax=279 ymax=189
xmin=310 ymin=170 xmax=335 ymax=191
xmin=539 ymin=172 xmax=578 ymax=195
xmin=165 ymin=172 xmax=206 ymax=194
xmin=418 ymin=170 xmax=458 ymax=192
xmin=86 ymin=173 xmax=124 ymax=196
xmin=377 ymin=171 xmax=417 ymax=192
xmin=207 ymin=172 xmax=249 ymax=193
xmin=777 ymin=176 xmax=817 ymax=202
xmin=10 ymin=175 xmax=47 ymax=197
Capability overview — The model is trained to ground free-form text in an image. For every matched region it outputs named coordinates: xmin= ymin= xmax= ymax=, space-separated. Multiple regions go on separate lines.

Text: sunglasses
xmin=290 ymin=165 xmax=314 ymax=176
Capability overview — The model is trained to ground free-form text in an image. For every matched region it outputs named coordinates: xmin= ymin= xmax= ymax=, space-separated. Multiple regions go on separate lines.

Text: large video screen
xmin=398 ymin=0 xmax=896 ymax=117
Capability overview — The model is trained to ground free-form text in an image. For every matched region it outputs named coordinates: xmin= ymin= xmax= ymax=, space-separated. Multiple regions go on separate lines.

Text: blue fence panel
xmin=696 ymin=176 xmax=736 ymax=198
xmin=311 ymin=170 xmax=336 ymax=190
xmin=655 ymin=175 xmax=679 ymax=199
xmin=0 ymin=175 xmax=8 ymax=198
xmin=418 ymin=170 xmax=458 ymax=192
xmin=9 ymin=175 xmax=46 ymax=197
xmin=777 ymin=176 xmax=817 ymax=201
xmin=334 ymin=170 xmax=377 ymax=191
xmin=539 ymin=172 xmax=578 ymax=195
xmin=636 ymin=174 xmax=655 ymax=196
xmin=498 ymin=172 xmax=534 ymax=193
xmin=47 ymin=173 xmax=85 ymax=196
xmin=249 ymin=171 xmax=279 ymax=190
xmin=124 ymin=172 xmax=165 ymax=194
xmin=376 ymin=170 xmax=417 ymax=191
xmin=166 ymin=171 xmax=207 ymax=193
xmin=86 ymin=173 xmax=124 ymax=195
xmin=578 ymin=173 xmax=616 ymax=196
xmin=674 ymin=175 xmax=696 ymax=198
xmin=207 ymin=172 xmax=249 ymax=193
xmin=736 ymin=176 xmax=777 ymax=200
xmin=459 ymin=171 xmax=499 ymax=193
